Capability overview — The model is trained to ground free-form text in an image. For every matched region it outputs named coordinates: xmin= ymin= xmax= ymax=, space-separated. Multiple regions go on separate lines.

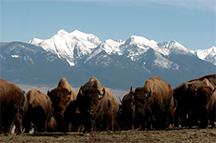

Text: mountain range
xmin=0 ymin=29 xmax=215 ymax=90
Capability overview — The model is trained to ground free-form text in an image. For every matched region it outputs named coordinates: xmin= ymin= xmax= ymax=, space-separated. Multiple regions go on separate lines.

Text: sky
xmin=0 ymin=0 xmax=215 ymax=50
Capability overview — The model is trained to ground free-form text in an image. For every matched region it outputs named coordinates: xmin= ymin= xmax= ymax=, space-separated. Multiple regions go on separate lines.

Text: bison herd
xmin=0 ymin=74 xmax=216 ymax=136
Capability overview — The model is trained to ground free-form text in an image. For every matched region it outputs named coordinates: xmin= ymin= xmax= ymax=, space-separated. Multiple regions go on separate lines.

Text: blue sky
xmin=0 ymin=0 xmax=215 ymax=50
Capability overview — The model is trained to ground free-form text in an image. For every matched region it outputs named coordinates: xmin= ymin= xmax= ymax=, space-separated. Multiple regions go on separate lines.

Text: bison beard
xmin=84 ymin=111 xmax=98 ymax=132
xmin=78 ymin=87 xmax=105 ymax=132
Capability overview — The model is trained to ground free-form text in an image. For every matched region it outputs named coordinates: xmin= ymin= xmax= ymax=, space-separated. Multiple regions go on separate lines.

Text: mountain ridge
xmin=1 ymin=30 xmax=215 ymax=90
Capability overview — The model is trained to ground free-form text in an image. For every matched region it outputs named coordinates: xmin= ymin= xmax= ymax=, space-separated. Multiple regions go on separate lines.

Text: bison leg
xmin=77 ymin=124 xmax=85 ymax=132
xmin=15 ymin=113 xmax=23 ymax=135
xmin=5 ymin=118 xmax=15 ymax=136
xmin=110 ymin=116 xmax=115 ymax=131
xmin=198 ymin=114 xmax=209 ymax=128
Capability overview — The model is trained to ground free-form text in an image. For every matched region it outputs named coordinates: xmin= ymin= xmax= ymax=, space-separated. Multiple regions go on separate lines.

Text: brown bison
xmin=47 ymin=77 xmax=78 ymax=132
xmin=0 ymin=79 xmax=25 ymax=135
xmin=188 ymin=74 xmax=216 ymax=86
xmin=134 ymin=76 xmax=175 ymax=129
xmin=119 ymin=87 xmax=136 ymax=130
xmin=77 ymin=77 xmax=119 ymax=133
xmin=174 ymin=78 xmax=215 ymax=127
xmin=203 ymin=90 xmax=216 ymax=127
xmin=23 ymin=89 xmax=52 ymax=133
xmin=195 ymin=85 xmax=216 ymax=127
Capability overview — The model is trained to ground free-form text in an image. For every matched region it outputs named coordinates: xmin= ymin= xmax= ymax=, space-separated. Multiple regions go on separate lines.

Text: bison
xmin=195 ymin=85 xmax=216 ymax=128
xmin=174 ymin=78 xmax=215 ymax=127
xmin=206 ymin=89 xmax=216 ymax=127
xmin=134 ymin=76 xmax=175 ymax=130
xmin=0 ymin=79 xmax=25 ymax=135
xmin=23 ymin=89 xmax=53 ymax=133
xmin=188 ymin=74 xmax=216 ymax=86
xmin=77 ymin=77 xmax=119 ymax=133
xmin=119 ymin=87 xmax=136 ymax=130
xmin=47 ymin=77 xmax=78 ymax=132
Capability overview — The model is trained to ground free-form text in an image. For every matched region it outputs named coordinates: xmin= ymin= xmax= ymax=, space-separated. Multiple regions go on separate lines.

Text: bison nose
xmin=58 ymin=111 xmax=64 ymax=116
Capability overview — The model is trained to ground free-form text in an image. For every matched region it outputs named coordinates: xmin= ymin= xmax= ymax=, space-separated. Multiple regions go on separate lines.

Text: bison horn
xmin=98 ymin=88 xmax=105 ymax=99
xmin=146 ymin=87 xmax=152 ymax=98
xmin=79 ymin=86 xmax=84 ymax=97
xmin=130 ymin=86 xmax=135 ymax=94
xmin=119 ymin=97 xmax=122 ymax=104
xmin=47 ymin=90 xmax=50 ymax=96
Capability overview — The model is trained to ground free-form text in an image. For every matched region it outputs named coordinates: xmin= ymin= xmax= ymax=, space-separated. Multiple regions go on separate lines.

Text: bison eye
xmin=65 ymin=99 xmax=70 ymax=105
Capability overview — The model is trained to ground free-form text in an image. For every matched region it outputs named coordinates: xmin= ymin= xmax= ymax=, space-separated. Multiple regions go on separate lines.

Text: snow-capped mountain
xmin=1 ymin=30 xmax=215 ymax=89
xmin=29 ymin=29 xmax=202 ymax=68
xmin=193 ymin=46 xmax=216 ymax=65
xmin=29 ymin=29 xmax=101 ymax=66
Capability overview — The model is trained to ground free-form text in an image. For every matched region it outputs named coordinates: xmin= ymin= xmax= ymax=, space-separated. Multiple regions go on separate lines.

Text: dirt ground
xmin=1 ymin=127 xmax=216 ymax=143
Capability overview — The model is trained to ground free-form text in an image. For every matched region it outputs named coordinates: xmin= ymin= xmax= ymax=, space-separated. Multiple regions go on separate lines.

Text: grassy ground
xmin=1 ymin=127 xmax=216 ymax=143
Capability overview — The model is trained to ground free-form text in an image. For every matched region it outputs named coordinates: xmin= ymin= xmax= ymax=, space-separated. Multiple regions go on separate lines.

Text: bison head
xmin=134 ymin=87 xmax=152 ymax=118
xmin=47 ymin=87 xmax=71 ymax=122
xmin=79 ymin=88 xmax=105 ymax=116
xmin=196 ymin=86 xmax=216 ymax=112
xmin=121 ymin=87 xmax=135 ymax=119
xmin=78 ymin=87 xmax=105 ymax=132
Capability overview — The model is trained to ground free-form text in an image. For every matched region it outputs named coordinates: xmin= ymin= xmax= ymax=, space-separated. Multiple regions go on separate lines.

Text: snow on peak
xmin=28 ymin=38 xmax=43 ymax=46
xmin=194 ymin=46 xmax=216 ymax=65
xmin=159 ymin=40 xmax=192 ymax=55
xmin=153 ymin=51 xmax=179 ymax=70
xmin=100 ymin=39 xmax=124 ymax=54
xmin=29 ymin=29 xmax=102 ymax=66
xmin=70 ymin=30 xmax=101 ymax=45
xmin=28 ymin=29 xmax=216 ymax=67
xmin=70 ymin=30 xmax=89 ymax=39
xmin=195 ymin=46 xmax=216 ymax=60
xmin=57 ymin=29 xmax=68 ymax=36
xmin=125 ymin=35 xmax=157 ymax=48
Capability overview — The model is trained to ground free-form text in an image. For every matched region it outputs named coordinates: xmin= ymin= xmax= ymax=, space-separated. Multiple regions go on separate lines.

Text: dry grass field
xmin=1 ymin=128 xmax=216 ymax=143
